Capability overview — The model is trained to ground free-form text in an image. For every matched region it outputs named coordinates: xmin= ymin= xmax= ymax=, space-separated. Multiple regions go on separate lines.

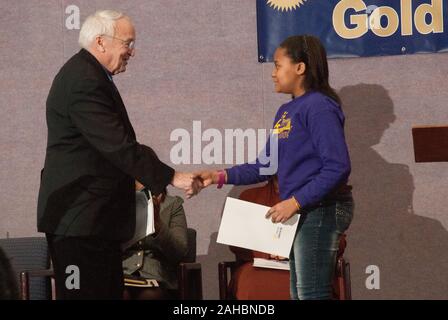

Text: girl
xmin=197 ymin=35 xmax=353 ymax=300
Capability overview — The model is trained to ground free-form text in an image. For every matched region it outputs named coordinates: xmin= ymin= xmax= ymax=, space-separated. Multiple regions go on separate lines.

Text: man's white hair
xmin=78 ymin=10 xmax=129 ymax=49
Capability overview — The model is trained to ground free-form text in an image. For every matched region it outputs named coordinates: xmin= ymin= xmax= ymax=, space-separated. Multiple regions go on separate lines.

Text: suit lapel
xmin=78 ymin=49 xmax=137 ymax=141
xmin=108 ymin=83 xmax=136 ymax=140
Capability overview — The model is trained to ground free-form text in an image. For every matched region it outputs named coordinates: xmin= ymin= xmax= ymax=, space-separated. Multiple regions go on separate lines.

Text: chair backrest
xmin=184 ymin=228 xmax=197 ymax=263
xmin=0 ymin=246 xmax=19 ymax=299
xmin=0 ymin=237 xmax=50 ymax=300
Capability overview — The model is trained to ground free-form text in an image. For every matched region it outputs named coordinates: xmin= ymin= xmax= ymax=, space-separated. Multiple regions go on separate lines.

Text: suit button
xmin=136 ymin=263 xmax=141 ymax=267
xmin=138 ymin=252 xmax=142 ymax=256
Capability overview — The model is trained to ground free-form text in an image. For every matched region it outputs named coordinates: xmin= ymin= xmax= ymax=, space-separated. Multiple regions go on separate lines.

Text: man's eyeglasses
xmin=101 ymin=34 xmax=135 ymax=50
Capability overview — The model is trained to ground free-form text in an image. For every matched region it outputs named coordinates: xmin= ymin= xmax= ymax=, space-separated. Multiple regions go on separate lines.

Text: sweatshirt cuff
xmin=225 ymin=168 xmax=237 ymax=185
xmin=292 ymin=190 xmax=310 ymax=209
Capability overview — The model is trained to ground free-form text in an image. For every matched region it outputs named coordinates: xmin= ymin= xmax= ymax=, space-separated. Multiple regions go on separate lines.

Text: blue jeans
xmin=289 ymin=195 xmax=354 ymax=300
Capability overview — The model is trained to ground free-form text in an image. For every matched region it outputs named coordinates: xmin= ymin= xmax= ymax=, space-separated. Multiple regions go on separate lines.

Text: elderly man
xmin=37 ymin=10 xmax=199 ymax=299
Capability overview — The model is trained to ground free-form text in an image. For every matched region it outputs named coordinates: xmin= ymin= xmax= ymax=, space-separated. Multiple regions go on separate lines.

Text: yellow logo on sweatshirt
xmin=267 ymin=0 xmax=307 ymax=12
xmin=273 ymin=111 xmax=292 ymax=139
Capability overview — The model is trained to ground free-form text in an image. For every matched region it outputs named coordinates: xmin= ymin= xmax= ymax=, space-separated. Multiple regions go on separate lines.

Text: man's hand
xmin=171 ymin=171 xmax=203 ymax=199
xmin=265 ymin=198 xmax=299 ymax=223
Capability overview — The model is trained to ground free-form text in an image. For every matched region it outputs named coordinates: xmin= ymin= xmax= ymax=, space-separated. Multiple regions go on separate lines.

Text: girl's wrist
xmin=211 ymin=171 xmax=219 ymax=184
xmin=291 ymin=196 xmax=301 ymax=212
xmin=216 ymin=170 xmax=227 ymax=188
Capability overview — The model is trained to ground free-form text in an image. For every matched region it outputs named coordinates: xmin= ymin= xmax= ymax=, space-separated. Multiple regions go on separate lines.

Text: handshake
xmin=170 ymin=170 xmax=225 ymax=199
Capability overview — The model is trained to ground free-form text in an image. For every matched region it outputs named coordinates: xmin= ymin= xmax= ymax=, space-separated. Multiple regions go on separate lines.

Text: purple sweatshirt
xmin=226 ymin=91 xmax=351 ymax=208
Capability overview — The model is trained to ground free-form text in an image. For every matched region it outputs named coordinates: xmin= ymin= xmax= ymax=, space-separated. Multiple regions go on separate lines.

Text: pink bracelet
xmin=217 ymin=170 xmax=226 ymax=189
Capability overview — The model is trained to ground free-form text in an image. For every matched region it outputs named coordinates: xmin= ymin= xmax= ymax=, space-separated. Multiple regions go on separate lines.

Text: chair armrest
xmin=335 ymin=257 xmax=352 ymax=300
xmin=20 ymin=268 xmax=54 ymax=300
xmin=21 ymin=269 xmax=54 ymax=278
xmin=343 ymin=260 xmax=352 ymax=300
xmin=179 ymin=262 xmax=201 ymax=272
xmin=177 ymin=262 xmax=202 ymax=300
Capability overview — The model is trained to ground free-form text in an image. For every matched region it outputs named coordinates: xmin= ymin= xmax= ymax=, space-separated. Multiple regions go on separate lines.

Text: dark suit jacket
xmin=37 ymin=49 xmax=174 ymax=241
xmin=123 ymin=194 xmax=188 ymax=290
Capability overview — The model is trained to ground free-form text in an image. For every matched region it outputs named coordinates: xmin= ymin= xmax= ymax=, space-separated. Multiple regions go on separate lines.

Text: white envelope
xmin=217 ymin=197 xmax=300 ymax=257
xmin=253 ymin=257 xmax=290 ymax=271
xmin=121 ymin=190 xmax=155 ymax=250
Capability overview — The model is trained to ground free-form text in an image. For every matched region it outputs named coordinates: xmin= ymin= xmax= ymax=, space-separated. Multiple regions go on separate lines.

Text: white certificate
xmin=217 ymin=197 xmax=300 ymax=257
xmin=121 ymin=190 xmax=155 ymax=250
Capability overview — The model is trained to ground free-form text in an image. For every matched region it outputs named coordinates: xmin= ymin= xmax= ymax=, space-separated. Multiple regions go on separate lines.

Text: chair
xmin=16 ymin=228 xmax=202 ymax=300
xmin=177 ymin=228 xmax=203 ymax=300
xmin=218 ymin=234 xmax=351 ymax=300
xmin=0 ymin=237 xmax=53 ymax=300
xmin=333 ymin=256 xmax=351 ymax=300
xmin=0 ymin=246 xmax=20 ymax=299
xmin=332 ymin=234 xmax=352 ymax=300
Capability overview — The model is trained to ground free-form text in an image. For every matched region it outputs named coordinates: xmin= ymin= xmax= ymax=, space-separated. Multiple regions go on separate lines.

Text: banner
xmin=257 ymin=0 xmax=448 ymax=61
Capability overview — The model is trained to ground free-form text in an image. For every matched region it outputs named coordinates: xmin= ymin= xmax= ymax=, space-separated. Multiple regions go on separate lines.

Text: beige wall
xmin=1 ymin=0 xmax=447 ymax=299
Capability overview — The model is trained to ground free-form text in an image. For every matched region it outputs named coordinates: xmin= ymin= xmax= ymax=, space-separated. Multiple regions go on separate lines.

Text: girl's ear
xmin=296 ymin=62 xmax=306 ymax=76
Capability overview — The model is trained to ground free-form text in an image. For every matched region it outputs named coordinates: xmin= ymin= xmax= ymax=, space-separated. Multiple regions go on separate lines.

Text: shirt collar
xmin=101 ymin=65 xmax=114 ymax=82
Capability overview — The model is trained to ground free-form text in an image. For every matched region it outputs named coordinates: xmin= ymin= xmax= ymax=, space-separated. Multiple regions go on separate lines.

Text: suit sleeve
xmin=68 ymin=78 xmax=174 ymax=195
xmin=226 ymin=135 xmax=274 ymax=185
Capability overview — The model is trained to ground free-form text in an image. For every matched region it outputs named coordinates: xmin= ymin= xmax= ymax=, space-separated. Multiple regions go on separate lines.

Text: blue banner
xmin=257 ymin=0 xmax=448 ymax=61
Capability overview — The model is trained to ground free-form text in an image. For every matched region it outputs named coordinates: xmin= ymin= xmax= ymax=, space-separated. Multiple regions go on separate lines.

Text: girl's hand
xmin=193 ymin=170 xmax=226 ymax=188
xmin=269 ymin=254 xmax=288 ymax=261
xmin=265 ymin=198 xmax=299 ymax=223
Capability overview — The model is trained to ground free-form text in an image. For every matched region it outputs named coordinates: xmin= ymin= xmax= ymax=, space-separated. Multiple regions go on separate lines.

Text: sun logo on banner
xmin=267 ymin=0 xmax=307 ymax=12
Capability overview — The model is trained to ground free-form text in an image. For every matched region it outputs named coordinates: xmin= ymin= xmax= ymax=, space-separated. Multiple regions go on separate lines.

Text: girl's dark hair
xmin=279 ymin=35 xmax=341 ymax=105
